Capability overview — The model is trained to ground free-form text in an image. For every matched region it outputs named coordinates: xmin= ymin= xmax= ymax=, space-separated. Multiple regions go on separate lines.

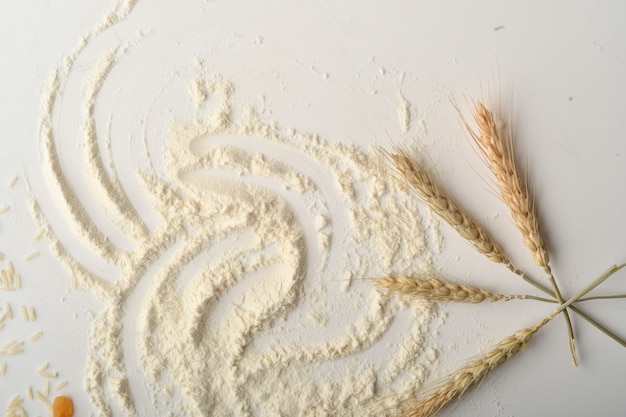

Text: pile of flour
xmin=32 ymin=1 xmax=442 ymax=416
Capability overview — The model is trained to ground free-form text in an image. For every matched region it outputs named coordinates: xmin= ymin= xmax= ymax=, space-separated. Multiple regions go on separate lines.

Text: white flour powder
xmin=31 ymin=1 xmax=442 ymax=416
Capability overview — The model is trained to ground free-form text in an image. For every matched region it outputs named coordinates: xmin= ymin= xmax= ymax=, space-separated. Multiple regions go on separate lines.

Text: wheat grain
xmin=388 ymin=148 xmax=509 ymax=264
xmin=375 ymin=275 xmax=504 ymax=303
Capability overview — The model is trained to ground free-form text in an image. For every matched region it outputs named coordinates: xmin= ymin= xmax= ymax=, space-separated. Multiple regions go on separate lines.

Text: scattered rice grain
xmin=7 ymin=341 xmax=24 ymax=355
xmin=30 ymin=331 xmax=44 ymax=341
xmin=41 ymin=370 xmax=58 ymax=379
xmin=21 ymin=305 xmax=29 ymax=321
xmin=27 ymin=385 xmax=33 ymax=400
xmin=28 ymin=306 xmax=36 ymax=321
xmin=1 ymin=339 xmax=17 ymax=349
xmin=0 ymin=206 xmax=8 ymax=214
xmin=37 ymin=362 xmax=49 ymax=373
xmin=54 ymin=380 xmax=68 ymax=392
xmin=6 ymin=302 xmax=13 ymax=318
xmin=35 ymin=390 xmax=53 ymax=410
xmin=33 ymin=227 xmax=46 ymax=240
xmin=24 ymin=251 xmax=40 ymax=261
xmin=7 ymin=175 xmax=17 ymax=188
xmin=0 ymin=360 xmax=6 ymax=376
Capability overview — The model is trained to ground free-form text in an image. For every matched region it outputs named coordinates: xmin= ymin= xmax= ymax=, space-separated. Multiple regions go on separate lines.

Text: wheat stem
xmin=521 ymin=294 xmax=626 ymax=303
xmin=508 ymin=263 xmax=626 ymax=348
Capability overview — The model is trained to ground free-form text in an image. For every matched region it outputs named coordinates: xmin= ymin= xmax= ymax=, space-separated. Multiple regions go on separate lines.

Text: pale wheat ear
xmin=374 ymin=274 xmax=558 ymax=304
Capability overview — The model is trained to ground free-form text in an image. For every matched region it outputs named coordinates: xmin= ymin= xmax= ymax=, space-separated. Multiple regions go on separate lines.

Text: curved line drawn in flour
xmin=32 ymin=2 xmax=439 ymax=416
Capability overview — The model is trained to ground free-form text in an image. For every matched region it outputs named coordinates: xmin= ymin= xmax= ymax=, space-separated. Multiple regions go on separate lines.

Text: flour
xmin=31 ymin=2 xmax=443 ymax=416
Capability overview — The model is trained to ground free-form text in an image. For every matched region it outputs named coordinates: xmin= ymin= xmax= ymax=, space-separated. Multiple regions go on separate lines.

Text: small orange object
xmin=53 ymin=396 xmax=74 ymax=417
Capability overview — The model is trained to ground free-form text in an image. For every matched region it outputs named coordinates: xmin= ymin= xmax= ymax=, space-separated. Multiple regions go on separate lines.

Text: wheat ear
xmin=375 ymin=275 xmax=556 ymax=304
xmin=375 ymin=275 xmax=507 ymax=303
xmin=388 ymin=148 xmax=509 ymax=264
xmin=459 ymin=101 xmax=549 ymax=268
xmin=403 ymin=263 xmax=623 ymax=417
xmin=457 ymin=100 xmax=577 ymax=365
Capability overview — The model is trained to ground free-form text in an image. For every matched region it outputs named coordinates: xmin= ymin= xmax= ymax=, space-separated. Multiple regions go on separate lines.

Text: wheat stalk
xmin=402 ymin=263 xmax=624 ymax=417
xmin=456 ymin=100 xmax=577 ymax=365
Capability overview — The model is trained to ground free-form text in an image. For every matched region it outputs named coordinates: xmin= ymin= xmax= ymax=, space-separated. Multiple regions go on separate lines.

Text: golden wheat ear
xmin=375 ymin=275 xmax=558 ymax=304
xmin=386 ymin=147 xmax=509 ymax=265
xmin=458 ymin=100 xmax=549 ymax=268
xmin=456 ymin=99 xmax=578 ymax=365
xmin=375 ymin=275 xmax=503 ymax=303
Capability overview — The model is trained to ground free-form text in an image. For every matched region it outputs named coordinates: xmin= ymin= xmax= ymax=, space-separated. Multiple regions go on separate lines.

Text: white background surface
xmin=1 ymin=1 xmax=625 ymax=416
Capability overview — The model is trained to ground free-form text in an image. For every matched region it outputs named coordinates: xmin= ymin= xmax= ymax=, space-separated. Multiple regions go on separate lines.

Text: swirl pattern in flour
xmin=31 ymin=1 xmax=440 ymax=416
